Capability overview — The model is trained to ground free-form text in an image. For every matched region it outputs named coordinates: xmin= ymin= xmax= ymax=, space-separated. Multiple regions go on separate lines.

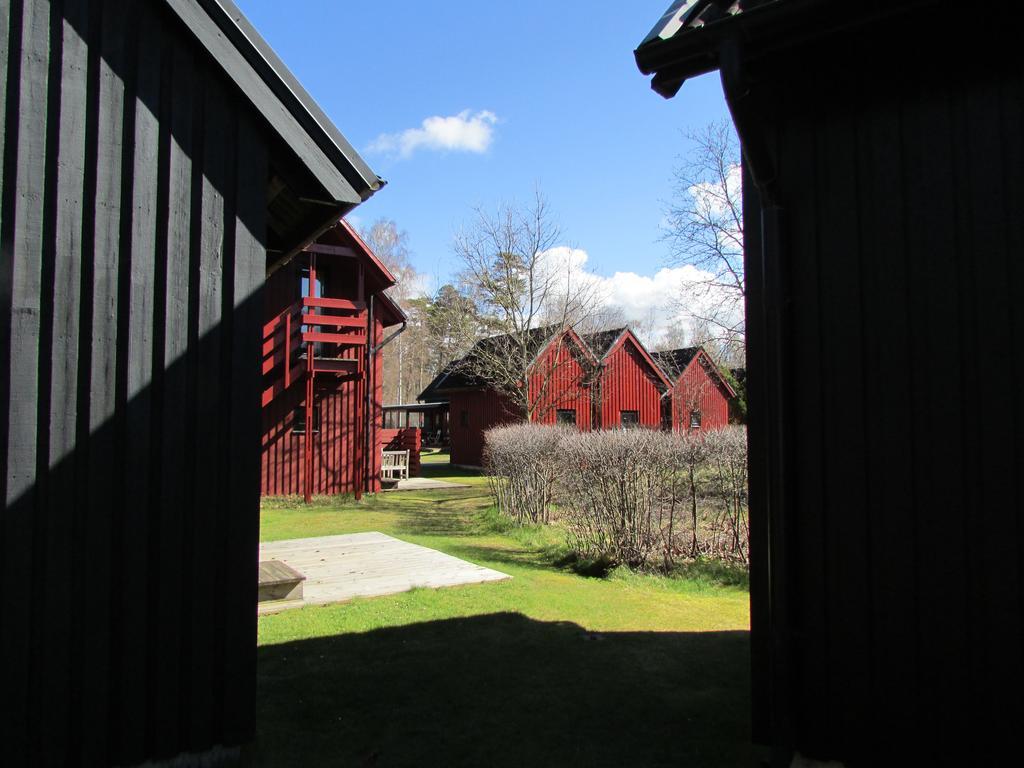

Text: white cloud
xmin=367 ymin=110 xmax=498 ymax=159
xmin=536 ymin=246 xmax=737 ymax=348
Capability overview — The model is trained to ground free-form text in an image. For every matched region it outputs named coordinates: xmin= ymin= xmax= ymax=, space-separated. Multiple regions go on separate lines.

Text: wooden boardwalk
xmin=258 ymin=532 xmax=509 ymax=614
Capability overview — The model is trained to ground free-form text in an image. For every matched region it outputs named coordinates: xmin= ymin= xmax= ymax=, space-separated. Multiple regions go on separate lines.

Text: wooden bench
xmin=381 ymin=449 xmax=410 ymax=481
xmin=258 ymin=560 xmax=306 ymax=603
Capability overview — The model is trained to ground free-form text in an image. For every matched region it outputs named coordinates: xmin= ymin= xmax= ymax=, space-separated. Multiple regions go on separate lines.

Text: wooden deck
xmin=257 ymin=532 xmax=509 ymax=614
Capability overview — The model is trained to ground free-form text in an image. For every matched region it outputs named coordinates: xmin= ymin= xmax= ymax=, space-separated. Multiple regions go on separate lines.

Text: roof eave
xmin=166 ymin=0 xmax=384 ymax=203
xmin=339 ymin=219 xmax=399 ymax=285
xmin=634 ymin=0 xmax=940 ymax=99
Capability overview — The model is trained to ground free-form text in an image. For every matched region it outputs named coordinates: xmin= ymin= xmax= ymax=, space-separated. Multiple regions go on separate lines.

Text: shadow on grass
xmin=255 ymin=613 xmax=750 ymax=767
xmin=441 ymin=542 xmax=569 ymax=573
xmin=390 ymin=494 xmax=496 ymax=538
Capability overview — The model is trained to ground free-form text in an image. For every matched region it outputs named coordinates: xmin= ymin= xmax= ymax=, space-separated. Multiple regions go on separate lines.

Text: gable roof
xmin=634 ymin=0 xmax=937 ymax=98
xmin=651 ymin=347 xmax=700 ymax=380
xmin=168 ymin=0 xmax=382 ymax=204
xmin=581 ymin=328 xmax=628 ymax=359
xmin=653 ymin=346 xmax=737 ymax=398
xmin=595 ymin=329 xmax=674 ymax=390
xmin=417 ymin=362 xmax=458 ymax=403
xmin=418 ymin=326 xmax=598 ymax=398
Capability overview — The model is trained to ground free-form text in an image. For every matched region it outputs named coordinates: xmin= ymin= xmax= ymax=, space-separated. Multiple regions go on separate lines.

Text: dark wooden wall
xmin=747 ymin=22 xmax=1024 ymax=765
xmin=1 ymin=0 xmax=267 ymax=763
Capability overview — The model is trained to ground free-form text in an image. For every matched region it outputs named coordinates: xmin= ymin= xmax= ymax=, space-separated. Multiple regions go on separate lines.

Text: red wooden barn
xmin=260 ymin=220 xmax=406 ymax=500
xmin=651 ymin=346 xmax=736 ymax=432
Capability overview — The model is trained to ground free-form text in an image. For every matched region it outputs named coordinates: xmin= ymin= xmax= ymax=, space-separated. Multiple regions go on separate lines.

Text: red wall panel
xmin=448 ymin=389 xmax=517 ymax=467
xmin=379 ymin=427 xmax=421 ymax=477
xmin=670 ymin=354 xmax=731 ymax=432
xmin=529 ymin=339 xmax=593 ymax=430
xmin=597 ymin=338 xmax=665 ymax=429
xmin=259 ymin=261 xmax=388 ymax=497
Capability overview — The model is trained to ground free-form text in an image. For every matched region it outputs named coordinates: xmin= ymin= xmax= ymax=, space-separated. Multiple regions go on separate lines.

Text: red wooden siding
xmin=260 ymin=227 xmax=400 ymax=497
xmin=449 ymin=389 xmax=517 ymax=467
xmin=597 ymin=337 xmax=666 ymax=429
xmin=670 ymin=353 xmax=731 ymax=432
xmin=530 ymin=336 xmax=594 ymax=430
xmin=379 ymin=427 xmax=421 ymax=477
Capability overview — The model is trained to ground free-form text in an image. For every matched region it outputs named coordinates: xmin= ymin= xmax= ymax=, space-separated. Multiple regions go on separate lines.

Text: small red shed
xmin=260 ymin=219 xmax=406 ymax=499
xmin=651 ymin=347 xmax=736 ymax=432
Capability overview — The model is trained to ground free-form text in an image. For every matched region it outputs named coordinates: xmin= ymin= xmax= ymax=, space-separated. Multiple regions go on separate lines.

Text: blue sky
xmin=237 ymin=1 xmax=731 ymax=333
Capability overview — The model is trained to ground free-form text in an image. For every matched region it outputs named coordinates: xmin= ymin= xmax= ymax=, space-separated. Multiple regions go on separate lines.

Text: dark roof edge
xmin=375 ymin=290 xmax=408 ymax=327
xmin=634 ymin=0 xmax=940 ymax=99
xmin=166 ymin=0 xmax=383 ymax=202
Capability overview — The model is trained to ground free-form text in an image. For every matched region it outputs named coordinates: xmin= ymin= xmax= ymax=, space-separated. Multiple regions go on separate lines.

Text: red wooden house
xmin=418 ymin=328 xmax=597 ymax=466
xmin=582 ymin=328 xmax=674 ymax=429
xmin=422 ymin=327 xmax=690 ymax=465
xmin=260 ymin=220 xmax=406 ymax=500
xmin=651 ymin=347 xmax=736 ymax=432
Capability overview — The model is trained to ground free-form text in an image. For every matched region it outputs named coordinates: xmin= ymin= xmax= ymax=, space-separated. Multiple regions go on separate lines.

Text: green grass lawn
xmin=255 ymin=456 xmax=752 ymax=766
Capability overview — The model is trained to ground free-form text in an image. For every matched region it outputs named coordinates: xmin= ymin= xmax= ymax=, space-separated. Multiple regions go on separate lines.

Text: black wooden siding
xmin=747 ymin=25 xmax=1024 ymax=765
xmin=1 ymin=0 xmax=267 ymax=763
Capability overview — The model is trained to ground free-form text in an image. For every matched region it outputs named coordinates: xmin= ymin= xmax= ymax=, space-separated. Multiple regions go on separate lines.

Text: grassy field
xmin=255 ymin=457 xmax=752 ymax=767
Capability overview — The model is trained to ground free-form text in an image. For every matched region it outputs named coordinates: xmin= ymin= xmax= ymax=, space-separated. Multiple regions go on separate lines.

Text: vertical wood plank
xmin=0 ymin=1 xmax=49 ymax=759
xmin=32 ymin=0 xmax=87 ymax=762
xmin=998 ymin=62 xmax=1024 ymax=751
xmin=117 ymin=2 xmax=159 ymax=760
xmin=78 ymin=0 xmax=127 ymax=759
xmin=153 ymin=34 xmax=194 ymax=757
xmin=776 ymin=88 xmax=830 ymax=754
xmin=187 ymin=69 xmax=227 ymax=750
xmin=855 ymin=75 xmax=919 ymax=751
xmin=223 ymin=106 xmax=265 ymax=745
xmin=957 ymin=63 xmax=1021 ymax=742
xmin=901 ymin=70 xmax=969 ymax=745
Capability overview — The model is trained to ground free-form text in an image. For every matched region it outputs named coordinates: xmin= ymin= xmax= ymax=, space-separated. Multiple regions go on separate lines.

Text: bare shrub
xmin=702 ymin=427 xmax=749 ymax=562
xmin=556 ymin=429 xmax=687 ymax=569
xmin=483 ymin=423 xmax=750 ymax=569
xmin=483 ymin=424 xmax=567 ymax=525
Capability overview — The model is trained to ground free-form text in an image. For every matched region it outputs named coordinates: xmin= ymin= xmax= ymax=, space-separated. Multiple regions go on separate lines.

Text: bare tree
xmin=359 ymin=218 xmax=430 ymax=403
xmin=454 ymin=192 xmax=603 ymax=420
xmin=664 ymin=120 xmax=745 ymax=364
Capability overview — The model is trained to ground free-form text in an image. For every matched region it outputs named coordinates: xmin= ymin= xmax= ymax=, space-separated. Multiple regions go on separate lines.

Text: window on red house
xmin=292 ymin=405 xmax=321 ymax=434
xmin=620 ymin=410 xmax=639 ymax=428
xmin=689 ymin=410 xmax=702 ymax=430
xmin=556 ymin=409 xmax=577 ymax=426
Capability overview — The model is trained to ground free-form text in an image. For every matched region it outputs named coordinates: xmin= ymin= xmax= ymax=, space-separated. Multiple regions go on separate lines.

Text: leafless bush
xmin=557 ymin=429 xmax=687 ymax=569
xmin=483 ymin=424 xmax=567 ymax=525
xmin=483 ymin=423 xmax=750 ymax=569
xmin=702 ymin=427 xmax=749 ymax=562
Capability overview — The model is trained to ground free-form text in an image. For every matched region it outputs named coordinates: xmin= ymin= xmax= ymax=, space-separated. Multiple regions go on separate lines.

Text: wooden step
xmin=258 ymin=559 xmax=305 ymax=603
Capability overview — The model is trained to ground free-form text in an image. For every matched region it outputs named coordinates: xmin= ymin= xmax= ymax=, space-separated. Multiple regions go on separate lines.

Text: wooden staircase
xmin=261 ymin=261 xmax=370 ymax=502
xmin=261 ymin=295 xmax=368 ymax=406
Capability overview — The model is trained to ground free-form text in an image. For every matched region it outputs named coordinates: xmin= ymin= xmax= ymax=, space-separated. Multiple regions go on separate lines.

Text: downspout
xmin=719 ymin=34 xmax=793 ymax=762
xmin=364 ymin=295 xmax=408 ymax=495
